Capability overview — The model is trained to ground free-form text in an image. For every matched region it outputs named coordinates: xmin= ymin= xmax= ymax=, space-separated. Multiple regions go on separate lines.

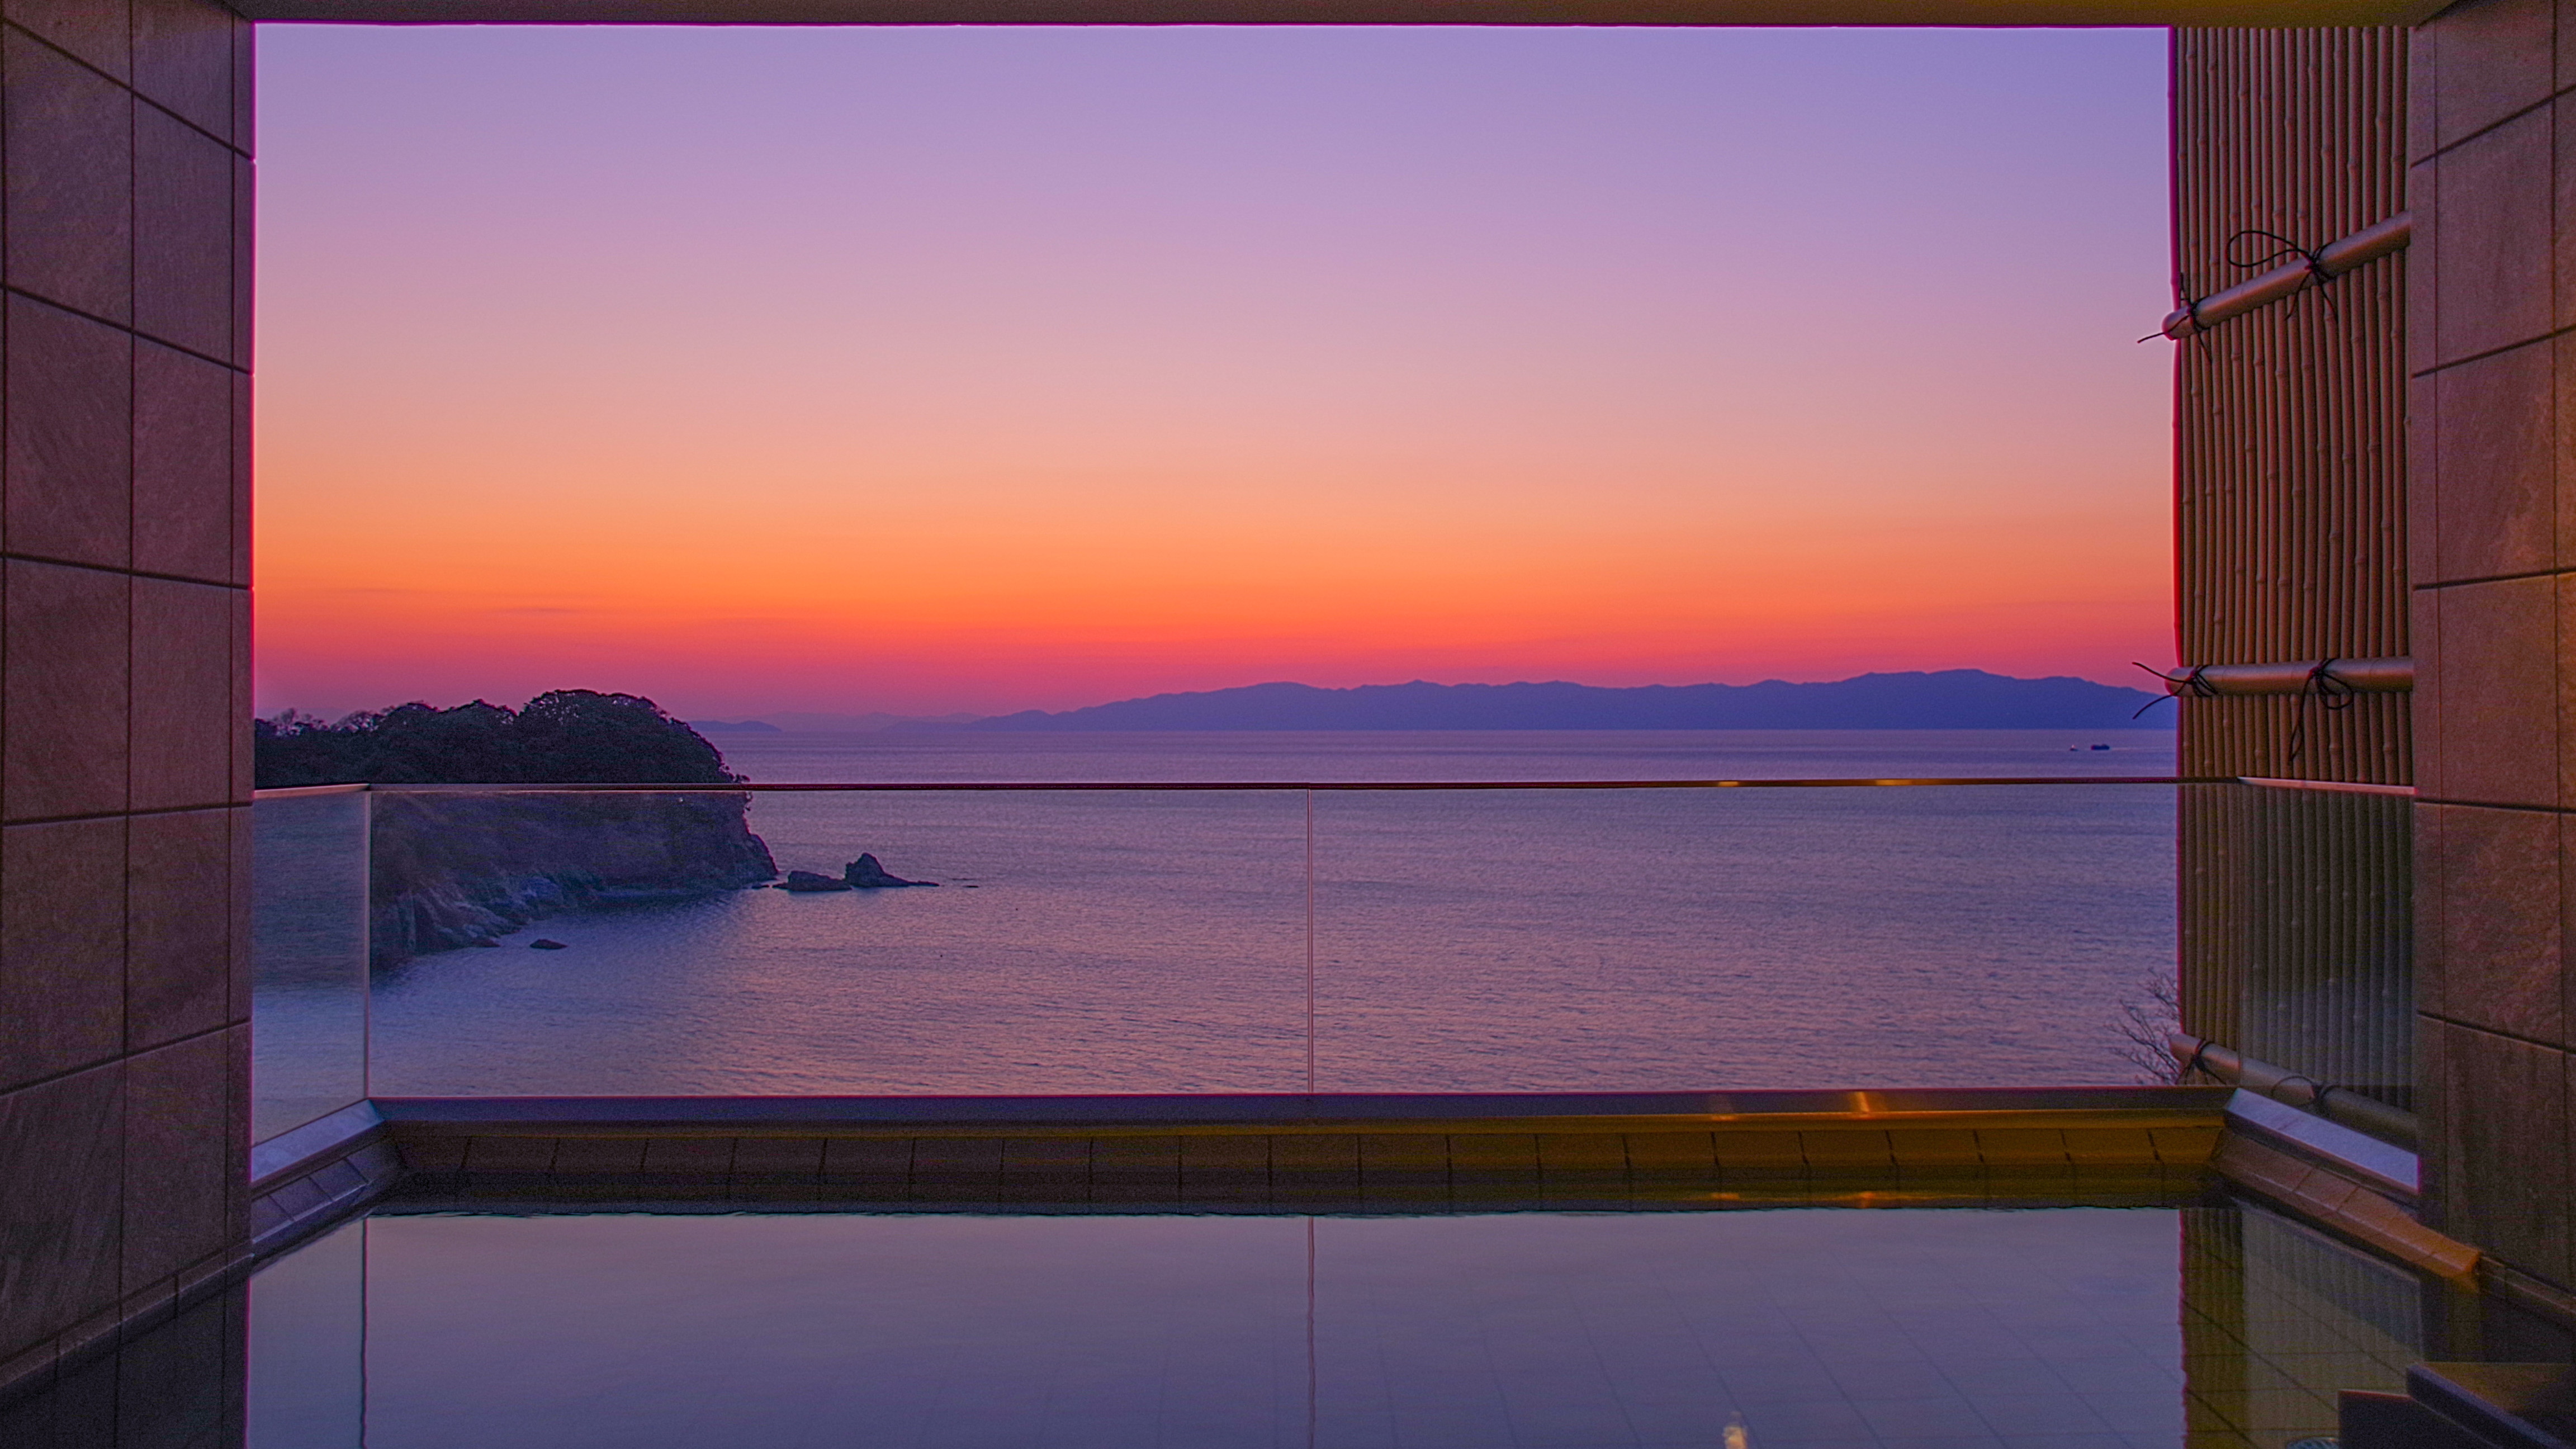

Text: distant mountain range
xmin=942 ymin=671 xmax=2171 ymax=732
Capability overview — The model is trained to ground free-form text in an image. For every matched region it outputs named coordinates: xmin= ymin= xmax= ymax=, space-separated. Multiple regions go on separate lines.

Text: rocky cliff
xmin=371 ymin=792 xmax=776 ymax=965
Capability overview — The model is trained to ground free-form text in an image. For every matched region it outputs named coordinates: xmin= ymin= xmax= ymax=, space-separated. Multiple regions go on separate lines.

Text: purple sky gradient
xmin=254 ymin=25 xmax=2174 ymax=720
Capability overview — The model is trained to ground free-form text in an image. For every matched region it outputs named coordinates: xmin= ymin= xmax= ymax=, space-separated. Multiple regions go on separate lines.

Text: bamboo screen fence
xmin=2170 ymin=29 xmax=2413 ymax=1107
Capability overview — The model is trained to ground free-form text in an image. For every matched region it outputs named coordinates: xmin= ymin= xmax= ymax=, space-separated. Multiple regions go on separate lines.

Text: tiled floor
xmin=204 ymin=1200 xmax=2426 ymax=1449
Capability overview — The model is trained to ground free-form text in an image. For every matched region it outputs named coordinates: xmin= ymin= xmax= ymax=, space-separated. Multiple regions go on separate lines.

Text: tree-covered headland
xmin=255 ymin=690 xmax=741 ymax=788
xmin=256 ymin=692 xmax=773 ymax=962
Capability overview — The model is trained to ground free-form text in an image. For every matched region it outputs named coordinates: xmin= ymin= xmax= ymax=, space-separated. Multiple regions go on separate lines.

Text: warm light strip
xmin=271 ymin=775 xmax=2218 ymax=796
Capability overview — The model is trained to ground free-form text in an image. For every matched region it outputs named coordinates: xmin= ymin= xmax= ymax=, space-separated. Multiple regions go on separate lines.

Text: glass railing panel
xmin=1310 ymin=781 xmax=2182 ymax=1091
xmin=261 ymin=773 xmax=2416 ymax=1104
xmin=251 ymin=786 xmax=372 ymax=1142
xmin=363 ymin=787 xmax=1309 ymax=1095
xmin=2178 ymin=779 xmax=2413 ymax=1110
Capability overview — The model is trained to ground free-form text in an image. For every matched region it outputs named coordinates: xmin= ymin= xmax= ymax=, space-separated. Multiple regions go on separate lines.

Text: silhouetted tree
xmin=254 ymin=690 xmax=742 ymax=787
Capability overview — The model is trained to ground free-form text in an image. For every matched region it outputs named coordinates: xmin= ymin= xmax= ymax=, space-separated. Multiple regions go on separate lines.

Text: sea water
xmin=357 ymin=729 xmax=2181 ymax=1097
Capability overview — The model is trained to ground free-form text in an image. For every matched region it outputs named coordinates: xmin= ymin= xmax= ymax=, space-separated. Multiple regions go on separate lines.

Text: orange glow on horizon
xmin=253 ymin=26 xmax=2175 ymax=720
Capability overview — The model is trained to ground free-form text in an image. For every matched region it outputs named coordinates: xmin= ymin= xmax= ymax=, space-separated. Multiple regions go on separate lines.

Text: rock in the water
xmin=529 ymin=939 xmax=569 ymax=950
xmin=470 ymin=938 xmax=502 ymax=948
xmin=780 ymin=870 xmax=855 ymax=892
xmin=845 ymin=853 xmax=937 ymax=888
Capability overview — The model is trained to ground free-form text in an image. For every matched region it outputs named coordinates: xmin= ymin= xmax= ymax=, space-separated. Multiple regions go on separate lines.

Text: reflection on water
xmin=2181 ymin=1206 xmax=2421 ymax=1448
xmin=354 ymin=732 xmax=2181 ymax=1097
xmin=209 ymin=1199 xmax=2423 ymax=1449
xmin=0 ymin=1191 xmax=2449 ymax=1449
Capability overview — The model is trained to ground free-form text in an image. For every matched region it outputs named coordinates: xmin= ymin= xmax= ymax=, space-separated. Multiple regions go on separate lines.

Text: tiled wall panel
xmin=0 ymin=0 xmax=253 ymax=1390
xmin=2409 ymin=0 xmax=2576 ymax=1302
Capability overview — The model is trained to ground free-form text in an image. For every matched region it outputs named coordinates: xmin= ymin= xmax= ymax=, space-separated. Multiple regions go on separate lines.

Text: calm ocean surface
xmin=358 ymin=730 xmax=2179 ymax=1098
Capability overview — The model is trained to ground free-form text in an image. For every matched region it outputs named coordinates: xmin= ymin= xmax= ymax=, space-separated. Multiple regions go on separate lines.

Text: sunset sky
xmin=253 ymin=25 xmax=2173 ymax=721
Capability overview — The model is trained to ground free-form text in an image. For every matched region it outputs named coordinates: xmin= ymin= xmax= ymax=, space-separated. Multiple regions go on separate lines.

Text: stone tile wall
xmin=0 ymin=0 xmax=253 ymax=1391
xmin=2411 ymin=0 xmax=2576 ymax=1306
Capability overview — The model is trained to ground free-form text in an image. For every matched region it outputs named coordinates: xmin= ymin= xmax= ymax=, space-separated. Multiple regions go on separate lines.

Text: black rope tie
xmin=2181 ymin=260 xmax=2226 ymax=342
xmin=2145 ymin=231 xmax=2341 ymax=343
xmin=2222 ymin=228 xmax=2329 ymax=277
xmin=2224 ymin=227 xmax=2342 ymax=325
xmin=2178 ymin=1037 xmax=2217 ymax=1083
xmin=2129 ymin=661 xmax=2213 ymax=718
xmin=2284 ymin=657 xmax=2356 ymax=764
xmin=2141 ymin=269 xmax=2213 ymax=345
xmin=2273 ymin=1072 xmax=2326 ymax=1108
